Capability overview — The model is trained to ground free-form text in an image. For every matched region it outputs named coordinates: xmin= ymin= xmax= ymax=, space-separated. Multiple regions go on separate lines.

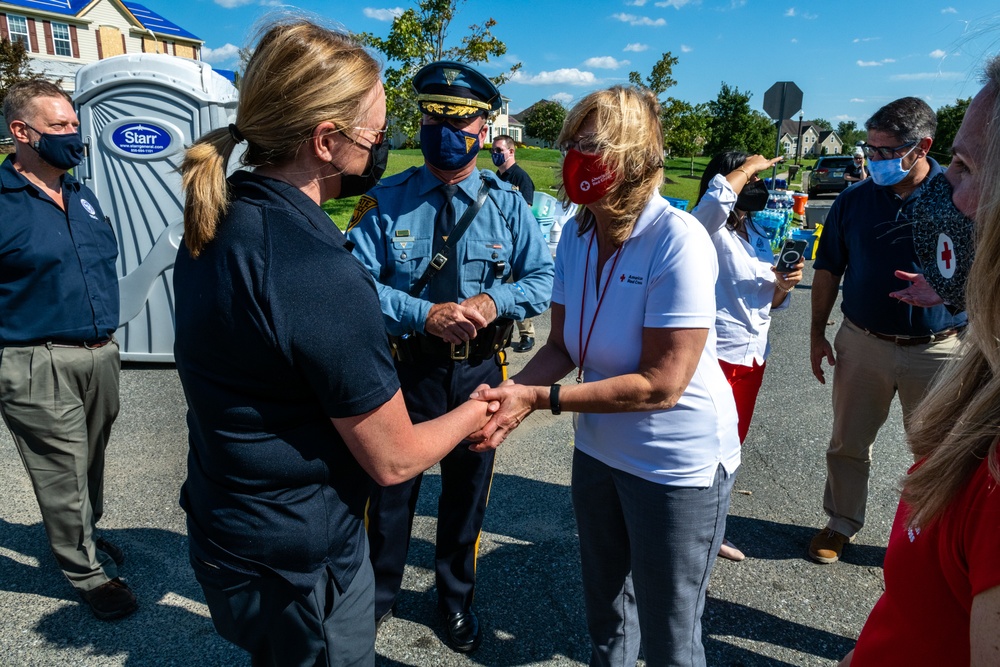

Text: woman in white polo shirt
xmin=470 ymin=85 xmax=741 ymax=667
xmin=692 ymin=151 xmax=804 ymax=561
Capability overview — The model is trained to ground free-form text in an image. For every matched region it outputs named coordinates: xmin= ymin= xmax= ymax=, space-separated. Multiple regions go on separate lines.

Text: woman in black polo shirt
xmin=173 ymin=20 xmax=495 ymax=666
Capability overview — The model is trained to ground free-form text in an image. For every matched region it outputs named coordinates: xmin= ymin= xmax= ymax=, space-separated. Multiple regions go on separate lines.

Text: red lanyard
xmin=577 ymin=231 xmax=623 ymax=383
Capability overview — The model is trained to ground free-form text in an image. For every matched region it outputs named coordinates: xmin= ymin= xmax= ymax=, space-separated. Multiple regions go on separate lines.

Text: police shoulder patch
xmin=347 ymin=194 xmax=378 ymax=232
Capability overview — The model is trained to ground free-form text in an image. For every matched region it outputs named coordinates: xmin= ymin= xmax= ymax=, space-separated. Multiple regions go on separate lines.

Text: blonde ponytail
xmin=180 ymin=128 xmax=239 ymax=257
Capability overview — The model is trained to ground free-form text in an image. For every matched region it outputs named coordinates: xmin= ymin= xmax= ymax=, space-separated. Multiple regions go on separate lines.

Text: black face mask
xmin=337 ymin=140 xmax=389 ymax=199
xmin=736 ymin=179 xmax=769 ymax=212
xmin=910 ymin=173 xmax=975 ymax=310
xmin=25 ymin=123 xmax=85 ymax=170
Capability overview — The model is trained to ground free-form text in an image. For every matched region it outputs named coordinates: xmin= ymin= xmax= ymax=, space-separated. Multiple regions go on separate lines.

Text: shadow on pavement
xmin=725 ymin=515 xmax=887 ymax=567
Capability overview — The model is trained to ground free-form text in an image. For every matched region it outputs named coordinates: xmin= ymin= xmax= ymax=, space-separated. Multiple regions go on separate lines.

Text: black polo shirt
xmin=497 ymin=162 xmax=535 ymax=206
xmin=174 ymin=171 xmax=400 ymax=595
xmin=814 ymin=157 xmax=966 ymax=335
xmin=0 ymin=157 xmax=119 ymax=345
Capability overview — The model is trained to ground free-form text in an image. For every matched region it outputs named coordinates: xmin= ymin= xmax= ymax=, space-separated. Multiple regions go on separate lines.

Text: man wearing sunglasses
xmin=807 ymin=97 xmax=966 ymax=566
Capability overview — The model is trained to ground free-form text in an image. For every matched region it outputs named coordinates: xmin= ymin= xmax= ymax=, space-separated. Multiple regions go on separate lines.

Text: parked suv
xmin=807 ymin=155 xmax=856 ymax=197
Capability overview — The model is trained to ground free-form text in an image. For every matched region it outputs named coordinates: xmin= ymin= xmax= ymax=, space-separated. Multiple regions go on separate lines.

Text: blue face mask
xmin=25 ymin=123 xmax=85 ymax=170
xmin=420 ymin=121 xmax=481 ymax=171
xmin=491 ymin=150 xmax=507 ymax=167
xmin=868 ymin=143 xmax=918 ymax=186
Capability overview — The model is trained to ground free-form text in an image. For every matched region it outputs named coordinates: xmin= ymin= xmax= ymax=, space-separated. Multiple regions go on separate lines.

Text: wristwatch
xmin=550 ymin=384 xmax=561 ymax=415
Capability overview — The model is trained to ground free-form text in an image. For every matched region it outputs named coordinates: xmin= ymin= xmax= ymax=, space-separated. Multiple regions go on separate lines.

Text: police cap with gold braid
xmin=413 ymin=60 xmax=502 ymax=121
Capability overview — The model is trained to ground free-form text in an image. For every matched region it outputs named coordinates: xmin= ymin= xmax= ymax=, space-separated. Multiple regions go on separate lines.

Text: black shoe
xmin=376 ymin=604 xmax=395 ymax=632
xmin=79 ymin=578 xmax=138 ymax=620
xmin=445 ymin=610 xmax=482 ymax=653
xmin=512 ymin=336 xmax=535 ymax=352
xmin=96 ymin=538 xmax=124 ymax=567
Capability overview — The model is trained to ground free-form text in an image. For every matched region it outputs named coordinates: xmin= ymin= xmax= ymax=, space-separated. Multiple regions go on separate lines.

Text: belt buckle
xmin=450 ymin=340 xmax=470 ymax=361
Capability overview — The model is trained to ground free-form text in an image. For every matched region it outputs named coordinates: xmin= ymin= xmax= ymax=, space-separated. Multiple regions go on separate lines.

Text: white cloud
xmin=890 ymin=71 xmax=963 ymax=81
xmin=625 ymin=0 xmax=648 ymax=5
xmin=611 ymin=13 xmax=666 ymax=26
xmin=624 ymin=43 xmax=649 ymax=52
xmin=202 ymin=43 xmax=240 ymax=64
xmin=654 ymin=0 xmax=692 ymax=7
xmin=583 ymin=56 xmax=630 ymax=69
xmin=680 ymin=44 xmax=693 ymax=52
xmin=853 ymin=37 xmax=879 ymax=43
xmin=363 ymin=7 xmax=404 ymax=21
xmin=551 ymin=92 xmax=574 ymax=105
xmin=942 ymin=6 xmax=957 ymax=13
xmin=213 ymin=0 xmax=253 ymax=8
xmin=856 ymin=58 xmax=894 ymax=67
xmin=929 ymin=49 xmax=947 ymax=58
xmin=785 ymin=7 xmax=796 ymax=16
xmin=790 ymin=37 xmax=798 ymax=43
xmin=833 ymin=114 xmax=853 ymax=121
xmin=510 ymin=69 xmax=598 ymax=86
xmin=785 ymin=8 xmax=817 ymax=19
xmin=882 ymin=58 xmax=896 ymax=63
xmin=850 ymin=98 xmax=865 ymax=103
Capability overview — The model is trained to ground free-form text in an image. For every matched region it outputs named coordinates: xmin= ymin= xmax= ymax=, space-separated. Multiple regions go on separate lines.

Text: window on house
xmin=52 ymin=22 xmax=72 ymax=57
xmin=7 ymin=15 xmax=30 ymax=49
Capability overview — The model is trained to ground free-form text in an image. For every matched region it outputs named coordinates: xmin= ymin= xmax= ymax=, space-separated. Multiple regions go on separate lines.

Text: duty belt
xmin=390 ymin=318 xmax=514 ymax=364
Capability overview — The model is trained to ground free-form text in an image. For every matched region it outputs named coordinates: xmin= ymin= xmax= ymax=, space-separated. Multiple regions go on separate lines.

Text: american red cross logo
xmin=940 ymin=241 xmax=953 ymax=270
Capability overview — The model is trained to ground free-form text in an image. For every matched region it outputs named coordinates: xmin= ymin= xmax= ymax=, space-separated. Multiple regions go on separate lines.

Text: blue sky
xmin=185 ymin=1 xmax=1000 ymax=126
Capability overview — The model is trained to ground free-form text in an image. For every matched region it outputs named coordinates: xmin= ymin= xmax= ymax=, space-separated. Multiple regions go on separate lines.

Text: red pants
xmin=719 ymin=359 xmax=767 ymax=444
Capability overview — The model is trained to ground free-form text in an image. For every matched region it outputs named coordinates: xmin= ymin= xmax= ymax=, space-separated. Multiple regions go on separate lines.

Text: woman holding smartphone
xmin=692 ymin=151 xmax=804 ymax=561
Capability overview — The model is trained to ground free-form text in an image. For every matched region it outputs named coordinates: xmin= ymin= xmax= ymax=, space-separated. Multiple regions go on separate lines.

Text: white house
xmin=1 ymin=0 xmax=202 ymax=93
xmin=485 ymin=95 xmax=523 ymax=145
xmin=778 ymin=120 xmax=844 ymax=157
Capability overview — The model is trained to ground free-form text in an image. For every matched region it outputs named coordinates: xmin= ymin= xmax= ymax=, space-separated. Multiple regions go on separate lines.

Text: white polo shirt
xmin=691 ymin=174 xmax=790 ymax=367
xmin=552 ymin=195 xmax=740 ymax=488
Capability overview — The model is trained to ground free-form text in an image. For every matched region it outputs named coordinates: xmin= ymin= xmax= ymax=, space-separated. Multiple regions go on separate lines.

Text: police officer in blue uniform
xmin=0 ymin=80 xmax=136 ymax=620
xmin=348 ymin=61 xmax=553 ymax=652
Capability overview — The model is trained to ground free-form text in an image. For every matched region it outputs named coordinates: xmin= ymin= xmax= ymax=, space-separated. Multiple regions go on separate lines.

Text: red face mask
xmin=562 ymin=149 xmax=616 ymax=204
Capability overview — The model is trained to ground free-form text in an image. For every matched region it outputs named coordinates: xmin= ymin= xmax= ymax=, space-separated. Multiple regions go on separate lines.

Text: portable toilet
xmin=74 ymin=54 xmax=238 ymax=362
xmin=531 ymin=191 xmax=559 ymax=243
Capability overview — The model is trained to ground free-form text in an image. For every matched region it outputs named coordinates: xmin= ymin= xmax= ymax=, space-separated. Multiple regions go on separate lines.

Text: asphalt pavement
xmin=0 ymin=256 xmax=913 ymax=666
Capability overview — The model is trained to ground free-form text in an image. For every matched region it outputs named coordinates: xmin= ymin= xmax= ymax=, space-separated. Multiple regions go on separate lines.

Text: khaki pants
xmin=823 ymin=320 xmax=960 ymax=538
xmin=0 ymin=342 xmax=121 ymax=591
xmin=516 ymin=318 xmax=535 ymax=338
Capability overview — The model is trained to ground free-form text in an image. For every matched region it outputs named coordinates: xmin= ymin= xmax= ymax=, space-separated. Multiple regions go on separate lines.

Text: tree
xmin=836 ymin=120 xmax=866 ymax=150
xmin=0 ymin=37 xmax=40 ymax=114
xmin=660 ymin=97 xmax=711 ymax=174
xmin=522 ymin=100 xmax=565 ymax=148
xmin=360 ymin=0 xmax=520 ymax=146
xmin=931 ymin=97 xmax=970 ymax=164
xmin=628 ymin=51 xmax=679 ymax=99
xmin=806 ymin=117 xmax=832 ymax=131
xmin=704 ymin=82 xmax=775 ymax=157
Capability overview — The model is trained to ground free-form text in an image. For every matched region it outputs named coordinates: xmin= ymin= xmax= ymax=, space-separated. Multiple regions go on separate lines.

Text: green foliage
xmin=628 ymin=52 xmax=679 ymax=98
xmin=704 ymin=82 xmax=775 ymax=157
xmin=522 ymin=100 xmax=565 ymax=148
xmin=931 ymin=97 xmax=970 ymax=163
xmin=359 ymin=0 xmax=520 ymax=146
xmin=836 ymin=120 xmax=866 ymax=151
xmin=806 ymin=118 xmax=832 ymax=131
xmin=0 ymin=38 xmax=40 ymax=112
xmin=661 ymin=97 xmax=711 ymax=172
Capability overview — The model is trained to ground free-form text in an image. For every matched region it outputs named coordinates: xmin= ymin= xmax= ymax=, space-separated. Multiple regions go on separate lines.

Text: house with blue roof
xmin=1 ymin=0 xmax=202 ymax=92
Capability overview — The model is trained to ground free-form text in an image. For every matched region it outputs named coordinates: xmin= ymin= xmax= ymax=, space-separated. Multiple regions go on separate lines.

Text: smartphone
xmin=775 ymin=238 xmax=808 ymax=273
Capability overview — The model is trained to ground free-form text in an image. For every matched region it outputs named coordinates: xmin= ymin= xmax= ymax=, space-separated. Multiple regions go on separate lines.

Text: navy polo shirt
xmin=813 ymin=158 xmax=966 ymax=336
xmin=174 ymin=170 xmax=400 ymax=596
xmin=0 ymin=157 xmax=119 ymax=345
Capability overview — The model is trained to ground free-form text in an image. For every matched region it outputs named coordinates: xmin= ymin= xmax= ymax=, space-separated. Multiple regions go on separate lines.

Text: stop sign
xmin=763 ymin=81 xmax=803 ymax=121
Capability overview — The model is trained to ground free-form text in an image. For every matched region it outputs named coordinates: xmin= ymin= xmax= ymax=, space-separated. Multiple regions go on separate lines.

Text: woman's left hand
xmin=467 ymin=383 xmax=539 ymax=450
xmin=772 ymin=259 xmax=805 ymax=293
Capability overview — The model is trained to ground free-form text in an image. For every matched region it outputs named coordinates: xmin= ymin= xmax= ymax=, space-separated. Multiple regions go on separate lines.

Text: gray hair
xmin=865 ymin=96 xmax=937 ymax=143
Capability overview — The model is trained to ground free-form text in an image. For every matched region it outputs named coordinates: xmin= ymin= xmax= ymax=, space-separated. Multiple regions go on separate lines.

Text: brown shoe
xmin=79 ymin=578 xmax=137 ymax=620
xmin=808 ymin=528 xmax=851 ymax=564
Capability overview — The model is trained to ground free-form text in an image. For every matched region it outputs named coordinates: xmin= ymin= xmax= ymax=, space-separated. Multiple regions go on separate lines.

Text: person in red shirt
xmin=841 ymin=53 xmax=1000 ymax=667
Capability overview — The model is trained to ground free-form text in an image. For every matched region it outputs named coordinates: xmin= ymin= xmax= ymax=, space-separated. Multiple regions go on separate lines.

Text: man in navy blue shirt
xmin=808 ymin=97 xmax=966 ymax=565
xmin=0 ymin=81 xmax=135 ymax=619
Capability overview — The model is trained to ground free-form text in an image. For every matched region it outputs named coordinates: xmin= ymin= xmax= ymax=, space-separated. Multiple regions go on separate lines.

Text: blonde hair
xmin=557 ymin=86 xmax=664 ymax=246
xmin=902 ymin=54 xmax=1000 ymax=527
xmin=180 ymin=20 xmax=381 ymax=256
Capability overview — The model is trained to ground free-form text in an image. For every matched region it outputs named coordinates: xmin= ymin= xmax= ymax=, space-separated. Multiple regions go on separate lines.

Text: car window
xmin=818 ymin=157 xmax=854 ymax=169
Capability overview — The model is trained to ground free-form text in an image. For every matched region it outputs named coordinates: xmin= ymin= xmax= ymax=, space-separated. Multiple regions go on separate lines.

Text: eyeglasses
xmin=861 ymin=140 xmax=917 ymax=160
xmin=559 ymin=135 xmax=601 ymax=156
xmin=352 ymin=124 xmax=388 ymax=147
